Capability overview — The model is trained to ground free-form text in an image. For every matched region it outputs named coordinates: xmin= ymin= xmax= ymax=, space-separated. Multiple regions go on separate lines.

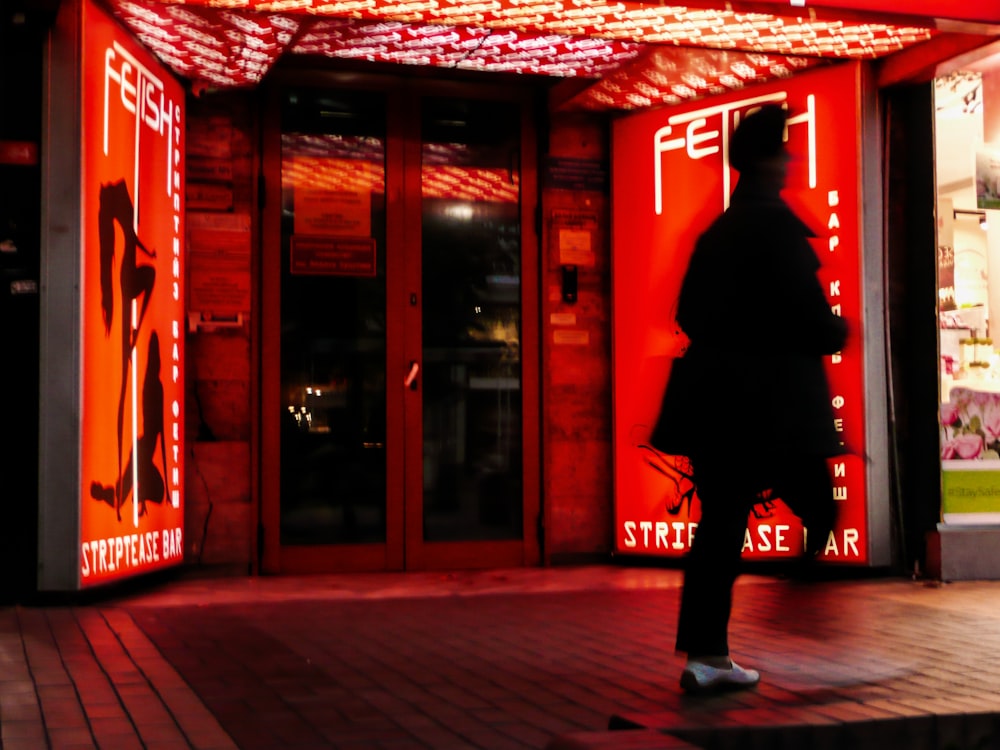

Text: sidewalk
xmin=2 ymin=565 xmax=1000 ymax=749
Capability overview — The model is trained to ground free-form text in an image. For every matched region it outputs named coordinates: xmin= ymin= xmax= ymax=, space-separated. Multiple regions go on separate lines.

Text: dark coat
xmin=650 ymin=175 xmax=848 ymax=463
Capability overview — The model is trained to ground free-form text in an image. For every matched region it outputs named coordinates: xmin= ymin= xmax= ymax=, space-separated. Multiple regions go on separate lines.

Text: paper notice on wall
xmin=187 ymin=158 xmax=234 ymax=183
xmin=559 ymin=228 xmax=594 ymax=266
xmin=187 ymin=116 xmax=232 ymax=159
xmin=553 ymin=329 xmax=590 ymax=346
xmin=551 ymin=208 xmax=598 ymax=267
xmin=188 ymin=212 xmax=251 ymax=314
xmin=187 ymin=183 xmax=233 ymax=211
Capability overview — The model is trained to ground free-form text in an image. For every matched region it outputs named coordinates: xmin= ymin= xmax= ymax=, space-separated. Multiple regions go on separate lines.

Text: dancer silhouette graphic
xmin=91 ymin=331 xmax=169 ymax=519
xmin=92 ymin=179 xmax=158 ymax=521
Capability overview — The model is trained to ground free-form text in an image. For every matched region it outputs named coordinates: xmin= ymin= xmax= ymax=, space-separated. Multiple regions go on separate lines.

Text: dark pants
xmin=675 ymin=454 xmax=835 ymax=658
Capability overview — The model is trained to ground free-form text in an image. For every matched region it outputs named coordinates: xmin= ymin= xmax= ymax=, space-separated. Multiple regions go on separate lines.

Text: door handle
xmin=404 ymin=361 xmax=419 ymax=390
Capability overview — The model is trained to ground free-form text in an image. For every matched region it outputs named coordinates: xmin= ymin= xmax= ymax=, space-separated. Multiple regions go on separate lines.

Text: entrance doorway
xmin=260 ymin=77 xmax=540 ymax=573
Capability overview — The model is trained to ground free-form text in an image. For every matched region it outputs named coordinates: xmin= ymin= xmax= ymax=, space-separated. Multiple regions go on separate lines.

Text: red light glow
xmin=106 ymin=0 xmax=937 ymax=103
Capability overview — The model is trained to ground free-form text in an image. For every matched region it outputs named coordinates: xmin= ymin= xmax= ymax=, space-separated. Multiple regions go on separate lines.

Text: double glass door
xmin=261 ymin=79 xmax=539 ymax=572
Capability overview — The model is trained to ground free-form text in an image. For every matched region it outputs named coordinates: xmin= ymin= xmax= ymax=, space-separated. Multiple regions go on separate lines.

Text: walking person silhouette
xmin=649 ymin=104 xmax=848 ymax=694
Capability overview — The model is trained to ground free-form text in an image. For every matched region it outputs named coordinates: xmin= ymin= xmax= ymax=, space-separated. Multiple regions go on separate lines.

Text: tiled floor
xmin=3 ymin=566 xmax=1000 ymax=749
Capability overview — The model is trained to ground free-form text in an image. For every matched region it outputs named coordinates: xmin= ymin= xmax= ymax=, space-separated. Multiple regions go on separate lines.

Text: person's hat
xmin=729 ymin=104 xmax=789 ymax=172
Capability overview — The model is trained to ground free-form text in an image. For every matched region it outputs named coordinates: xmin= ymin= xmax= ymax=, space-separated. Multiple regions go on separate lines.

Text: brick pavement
xmin=2 ymin=566 xmax=1000 ymax=749
xmin=0 ymin=605 xmax=236 ymax=750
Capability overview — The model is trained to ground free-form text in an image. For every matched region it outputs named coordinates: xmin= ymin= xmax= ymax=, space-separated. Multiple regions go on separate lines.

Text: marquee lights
xmin=107 ymin=0 xmax=935 ymax=104
xmin=562 ymin=46 xmax=828 ymax=110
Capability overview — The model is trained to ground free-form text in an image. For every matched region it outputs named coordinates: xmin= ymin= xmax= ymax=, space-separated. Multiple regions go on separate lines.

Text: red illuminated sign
xmin=79 ymin=0 xmax=185 ymax=586
xmin=611 ymin=63 xmax=869 ymax=563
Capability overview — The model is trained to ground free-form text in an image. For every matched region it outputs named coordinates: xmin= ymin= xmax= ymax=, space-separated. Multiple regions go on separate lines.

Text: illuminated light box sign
xmin=611 ymin=63 xmax=869 ymax=563
xmin=79 ymin=0 xmax=185 ymax=586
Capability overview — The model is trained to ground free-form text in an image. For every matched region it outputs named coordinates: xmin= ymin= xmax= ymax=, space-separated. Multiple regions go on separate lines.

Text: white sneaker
xmin=680 ymin=659 xmax=760 ymax=694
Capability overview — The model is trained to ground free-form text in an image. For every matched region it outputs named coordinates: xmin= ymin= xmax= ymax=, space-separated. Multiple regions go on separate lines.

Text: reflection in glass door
xmin=268 ymin=88 xmax=394 ymax=570
xmin=261 ymin=81 xmax=539 ymax=573
xmin=420 ymin=98 xmax=523 ymax=542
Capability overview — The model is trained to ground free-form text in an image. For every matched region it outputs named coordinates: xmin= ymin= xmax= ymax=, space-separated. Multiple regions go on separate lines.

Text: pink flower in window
xmin=942 ymin=433 xmax=984 ymax=460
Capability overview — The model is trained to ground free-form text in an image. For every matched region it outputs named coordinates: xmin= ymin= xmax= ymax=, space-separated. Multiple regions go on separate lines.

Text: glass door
xmin=405 ymin=95 xmax=537 ymax=569
xmin=261 ymin=79 xmax=539 ymax=573
xmin=261 ymin=87 xmax=401 ymax=572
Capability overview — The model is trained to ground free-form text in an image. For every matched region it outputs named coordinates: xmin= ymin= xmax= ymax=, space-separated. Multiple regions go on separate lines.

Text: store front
xmin=15 ymin=0 xmax=1000 ymax=591
xmin=930 ymin=44 xmax=1000 ymax=578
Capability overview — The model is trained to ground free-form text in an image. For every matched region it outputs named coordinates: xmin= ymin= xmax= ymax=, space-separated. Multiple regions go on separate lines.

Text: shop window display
xmin=937 ymin=60 xmax=1000 ymax=523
